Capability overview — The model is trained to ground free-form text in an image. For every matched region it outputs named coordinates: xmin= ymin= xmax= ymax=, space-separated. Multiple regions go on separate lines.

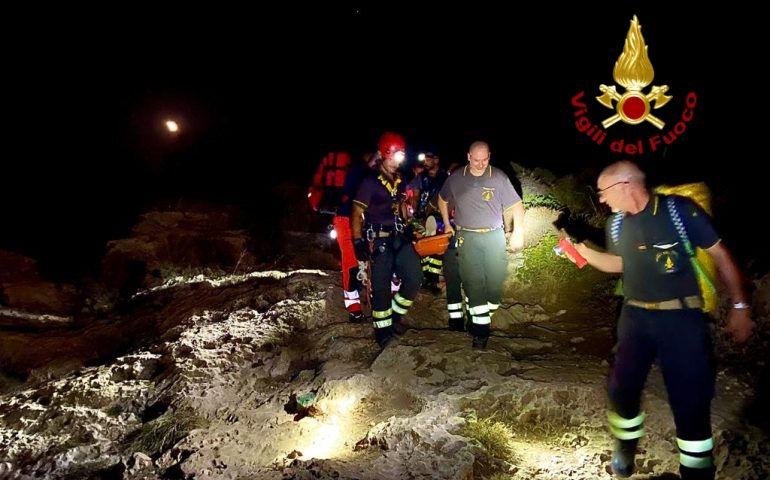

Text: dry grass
xmin=130 ymin=411 xmax=209 ymax=454
xmin=461 ymin=416 xmax=515 ymax=460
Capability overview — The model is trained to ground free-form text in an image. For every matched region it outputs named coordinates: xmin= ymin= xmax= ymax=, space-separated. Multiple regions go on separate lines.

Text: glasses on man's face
xmin=597 ymin=181 xmax=629 ymax=196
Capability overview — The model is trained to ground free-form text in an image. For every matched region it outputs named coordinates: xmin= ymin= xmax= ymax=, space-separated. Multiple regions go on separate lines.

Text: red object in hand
xmin=558 ymin=237 xmax=588 ymax=269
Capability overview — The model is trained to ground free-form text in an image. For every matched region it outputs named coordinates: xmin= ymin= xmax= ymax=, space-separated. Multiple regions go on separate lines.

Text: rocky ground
xmin=1 ymin=176 xmax=768 ymax=479
xmin=1 ymin=263 xmax=768 ymax=480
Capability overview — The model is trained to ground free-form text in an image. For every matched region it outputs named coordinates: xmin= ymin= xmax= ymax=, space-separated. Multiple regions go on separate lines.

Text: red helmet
xmin=378 ymin=131 xmax=406 ymax=160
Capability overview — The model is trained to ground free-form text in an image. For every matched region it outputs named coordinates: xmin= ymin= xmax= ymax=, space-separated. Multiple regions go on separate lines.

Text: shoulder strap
xmin=665 ymin=195 xmax=695 ymax=257
xmin=610 ymin=211 xmax=625 ymax=245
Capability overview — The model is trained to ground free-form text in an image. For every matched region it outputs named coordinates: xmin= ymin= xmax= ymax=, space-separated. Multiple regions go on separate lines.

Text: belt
xmin=456 ymin=225 xmax=502 ymax=233
xmin=625 ymin=295 xmax=703 ymax=310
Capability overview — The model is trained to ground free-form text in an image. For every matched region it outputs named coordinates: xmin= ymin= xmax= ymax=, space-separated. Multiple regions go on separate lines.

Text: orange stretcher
xmin=412 ymin=233 xmax=453 ymax=257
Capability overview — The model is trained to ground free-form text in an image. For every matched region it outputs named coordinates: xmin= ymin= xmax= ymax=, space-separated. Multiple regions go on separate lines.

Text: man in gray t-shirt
xmin=438 ymin=140 xmax=524 ymax=349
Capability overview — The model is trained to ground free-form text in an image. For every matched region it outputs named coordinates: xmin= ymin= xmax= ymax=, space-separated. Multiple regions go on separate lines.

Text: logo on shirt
xmin=481 ymin=187 xmax=494 ymax=202
xmin=570 ymin=15 xmax=698 ymax=156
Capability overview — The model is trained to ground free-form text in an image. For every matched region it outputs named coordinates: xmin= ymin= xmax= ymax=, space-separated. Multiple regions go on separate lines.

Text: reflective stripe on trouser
xmin=457 ymin=229 xmax=507 ymax=334
xmin=334 ymin=216 xmax=359 ymax=292
xmin=677 ymin=437 xmax=714 ymax=470
xmin=392 ymin=293 xmax=414 ymax=315
xmin=369 ymin=235 xmax=423 ymax=330
xmin=421 ymin=255 xmax=443 ymax=275
xmin=447 ymin=302 xmax=464 ymax=320
xmin=344 ymin=290 xmax=361 ymax=312
xmin=371 ymin=308 xmax=392 ymax=329
xmin=469 ymin=304 xmax=491 ymax=325
xmin=608 ymin=411 xmax=645 ymax=440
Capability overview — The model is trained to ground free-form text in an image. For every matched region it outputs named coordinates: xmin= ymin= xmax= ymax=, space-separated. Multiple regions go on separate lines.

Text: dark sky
xmin=5 ymin=4 xmax=762 ymax=272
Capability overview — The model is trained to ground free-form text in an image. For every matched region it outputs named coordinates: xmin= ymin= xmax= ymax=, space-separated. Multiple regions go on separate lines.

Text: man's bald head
xmin=600 ymin=160 xmax=646 ymax=186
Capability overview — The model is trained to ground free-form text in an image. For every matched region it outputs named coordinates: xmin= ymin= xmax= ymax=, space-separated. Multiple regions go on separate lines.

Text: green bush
xmin=513 ymin=235 xmax=616 ymax=308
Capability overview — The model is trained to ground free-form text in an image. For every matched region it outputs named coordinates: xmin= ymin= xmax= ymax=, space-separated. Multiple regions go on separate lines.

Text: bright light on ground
xmin=297 ymin=393 xmax=359 ymax=459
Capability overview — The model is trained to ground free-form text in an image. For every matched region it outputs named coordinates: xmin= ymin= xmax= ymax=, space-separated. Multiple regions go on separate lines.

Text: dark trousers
xmin=443 ymin=242 xmax=462 ymax=306
xmin=370 ymin=235 xmax=423 ymax=323
xmin=609 ymin=305 xmax=716 ymax=478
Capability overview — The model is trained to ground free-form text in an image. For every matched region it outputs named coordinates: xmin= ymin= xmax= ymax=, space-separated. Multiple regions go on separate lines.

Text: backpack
xmin=308 ymin=151 xmax=352 ymax=213
xmin=609 ymin=182 xmax=718 ymax=313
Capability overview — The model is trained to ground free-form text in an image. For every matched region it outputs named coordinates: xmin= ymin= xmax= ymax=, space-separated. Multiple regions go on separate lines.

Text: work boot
xmin=611 ymin=439 xmax=638 ymax=478
xmin=374 ymin=327 xmax=393 ymax=349
xmin=680 ymin=465 xmax=715 ymax=480
xmin=472 ymin=323 xmax=490 ymax=349
xmin=392 ymin=314 xmax=408 ymax=336
xmin=426 ymin=281 xmax=443 ymax=295
xmin=472 ymin=335 xmax=489 ymax=349
xmin=448 ymin=317 xmax=465 ymax=332
xmin=348 ymin=310 xmax=366 ymax=323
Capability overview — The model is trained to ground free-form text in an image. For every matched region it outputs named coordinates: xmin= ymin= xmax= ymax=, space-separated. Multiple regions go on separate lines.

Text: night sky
xmin=5 ymin=5 xmax=761 ymax=274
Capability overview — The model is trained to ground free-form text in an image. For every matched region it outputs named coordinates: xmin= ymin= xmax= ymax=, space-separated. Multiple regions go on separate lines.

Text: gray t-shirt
xmin=439 ymin=165 xmax=521 ymax=229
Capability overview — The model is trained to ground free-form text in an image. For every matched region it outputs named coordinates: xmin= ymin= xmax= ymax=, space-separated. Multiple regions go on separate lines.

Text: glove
xmin=353 ymin=238 xmax=370 ymax=262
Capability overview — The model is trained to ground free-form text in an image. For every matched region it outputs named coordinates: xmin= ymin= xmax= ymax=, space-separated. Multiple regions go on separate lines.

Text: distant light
xmin=417 ymin=153 xmax=426 ymax=162
xmin=165 ymin=120 xmax=179 ymax=133
xmin=329 ymin=229 xmax=338 ymax=240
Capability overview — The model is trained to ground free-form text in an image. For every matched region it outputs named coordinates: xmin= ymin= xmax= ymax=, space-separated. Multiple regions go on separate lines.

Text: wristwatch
xmin=732 ymin=302 xmax=750 ymax=310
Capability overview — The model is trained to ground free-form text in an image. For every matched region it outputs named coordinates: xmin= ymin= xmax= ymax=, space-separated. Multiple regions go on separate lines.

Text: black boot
xmin=374 ymin=327 xmax=393 ymax=349
xmin=680 ymin=464 xmax=715 ymax=480
xmin=472 ymin=324 xmax=490 ymax=349
xmin=348 ymin=310 xmax=366 ymax=323
xmin=392 ymin=313 xmax=408 ymax=336
xmin=448 ymin=317 xmax=465 ymax=331
xmin=611 ymin=438 xmax=638 ymax=478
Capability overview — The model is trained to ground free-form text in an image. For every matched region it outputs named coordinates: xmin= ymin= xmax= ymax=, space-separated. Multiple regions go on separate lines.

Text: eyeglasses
xmin=597 ymin=181 xmax=629 ymax=196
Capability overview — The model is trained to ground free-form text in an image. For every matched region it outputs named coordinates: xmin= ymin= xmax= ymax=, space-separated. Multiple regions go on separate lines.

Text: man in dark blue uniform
xmin=575 ymin=160 xmax=754 ymax=480
xmin=351 ymin=132 xmax=423 ymax=348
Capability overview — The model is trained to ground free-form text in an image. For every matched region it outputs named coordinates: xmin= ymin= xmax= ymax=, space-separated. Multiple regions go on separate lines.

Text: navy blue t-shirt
xmin=607 ymin=195 xmax=719 ymax=302
xmin=353 ymin=173 xmax=406 ymax=226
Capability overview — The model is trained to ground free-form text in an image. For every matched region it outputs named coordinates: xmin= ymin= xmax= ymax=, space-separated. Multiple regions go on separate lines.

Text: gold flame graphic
xmin=613 ymin=15 xmax=654 ymax=91
xmin=596 ymin=15 xmax=671 ymax=129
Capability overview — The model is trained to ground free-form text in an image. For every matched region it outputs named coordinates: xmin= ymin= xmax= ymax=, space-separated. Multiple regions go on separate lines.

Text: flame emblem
xmin=596 ymin=16 xmax=672 ymax=129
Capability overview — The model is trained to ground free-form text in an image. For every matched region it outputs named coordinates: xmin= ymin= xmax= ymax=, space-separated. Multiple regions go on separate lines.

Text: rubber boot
xmin=611 ymin=438 xmax=638 ymax=478
xmin=392 ymin=313 xmax=408 ymax=336
xmin=680 ymin=465 xmax=715 ymax=480
xmin=448 ymin=317 xmax=465 ymax=331
xmin=374 ymin=326 xmax=393 ymax=349
xmin=472 ymin=324 xmax=490 ymax=349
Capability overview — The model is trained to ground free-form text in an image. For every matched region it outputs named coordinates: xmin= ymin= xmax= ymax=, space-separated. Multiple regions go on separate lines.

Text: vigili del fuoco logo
xmin=571 ymin=15 xmax=697 ymax=156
